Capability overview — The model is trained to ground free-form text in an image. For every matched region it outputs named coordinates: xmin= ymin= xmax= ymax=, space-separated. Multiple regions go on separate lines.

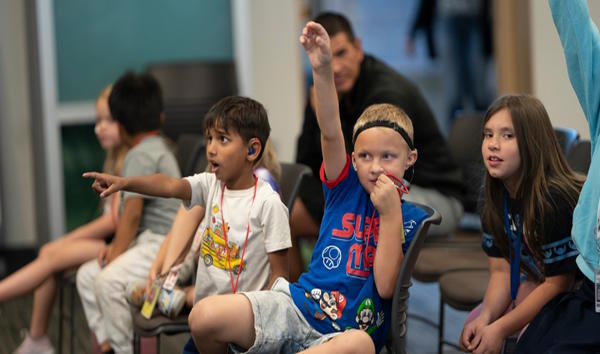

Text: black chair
xmin=446 ymin=112 xmax=485 ymax=215
xmin=554 ymin=126 xmax=580 ymax=156
xmin=132 ymin=306 xmax=190 ymax=354
xmin=57 ymin=269 xmax=77 ymax=354
xmin=147 ymin=60 xmax=237 ymax=142
xmin=279 ymin=162 xmax=312 ymax=212
xmin=387 ymin=203 xmax=441 ymax=354
xmin=175 ymin=134 xmax=206 ymax=176
xmin=567 ymin=139 xmax=591 ymax=175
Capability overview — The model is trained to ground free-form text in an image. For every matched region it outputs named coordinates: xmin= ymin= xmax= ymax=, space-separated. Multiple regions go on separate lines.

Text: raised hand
xmin=82 ymin=171 xmax=125 ymax=198
xmin=300 ymin=21 xmax=332 ymax=71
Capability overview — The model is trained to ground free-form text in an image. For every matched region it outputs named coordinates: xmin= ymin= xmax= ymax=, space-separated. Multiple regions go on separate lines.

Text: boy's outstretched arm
xmin=83 ymin=171 xmax=192 ymax=202
xmin=300 ymin=21 xmax=347 ymax=180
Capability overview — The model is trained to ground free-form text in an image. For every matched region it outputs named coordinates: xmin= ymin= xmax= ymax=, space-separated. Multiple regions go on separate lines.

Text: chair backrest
xmin=567 ymin=139 xmax=591 ymax=175
xmin=554 ymin=126 xmax=580 ymax=156
xmin=279 ymin=162 xmax=312 ymax=212
xmin=447 ymin=113 xmax=485 ymax=213
xmin=175 ymin=134 xmax=206 ymax=176
xmin=388 ymin=203 xmax=442 ymax=354
xmin=147 ymin=60 xmax=237 ymax=142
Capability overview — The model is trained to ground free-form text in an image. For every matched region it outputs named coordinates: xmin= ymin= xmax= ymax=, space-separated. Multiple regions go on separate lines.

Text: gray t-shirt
xmin=120 ymin=135 xmax=180 ymax=236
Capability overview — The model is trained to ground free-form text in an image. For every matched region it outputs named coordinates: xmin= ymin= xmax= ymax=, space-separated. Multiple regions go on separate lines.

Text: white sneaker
xmin=157 ymin=288 xmax=186 ymax=318
xmin=13 ymin=330 xmax=54 ymax=354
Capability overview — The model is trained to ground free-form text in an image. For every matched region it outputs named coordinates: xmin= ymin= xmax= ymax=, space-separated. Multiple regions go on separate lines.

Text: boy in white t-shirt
xmin=84 ymin=96 xmax=291 ymax=352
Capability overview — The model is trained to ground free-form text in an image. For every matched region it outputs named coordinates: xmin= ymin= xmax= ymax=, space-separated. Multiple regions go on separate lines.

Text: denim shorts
xmin=229 ymin=277 xmax=339 ymax=354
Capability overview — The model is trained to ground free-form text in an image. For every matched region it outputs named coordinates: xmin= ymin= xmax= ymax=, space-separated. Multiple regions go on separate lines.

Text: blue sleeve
xmin=550 ymin=0 xmax=600 ymax=143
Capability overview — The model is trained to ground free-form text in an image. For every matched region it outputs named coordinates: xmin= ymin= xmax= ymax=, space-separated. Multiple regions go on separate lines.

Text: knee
xmin=38 ymin=242 xmax=57 ymax=260
xmin=337 ymin=330 xmax=375 ymax=354
xmin=188 ymin=296 xmax=221 ymax=339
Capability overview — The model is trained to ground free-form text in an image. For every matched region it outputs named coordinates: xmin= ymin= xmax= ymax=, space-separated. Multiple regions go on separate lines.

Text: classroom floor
xmin=0 ymin=277 xmax=466 ymax=354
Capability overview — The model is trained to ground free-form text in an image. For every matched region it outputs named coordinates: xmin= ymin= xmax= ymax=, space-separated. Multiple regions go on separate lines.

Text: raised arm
xmin=300 ymin=21 xmax=347 ymax=180
xmin=550 ymin=0 xmax=600 ymax=138
xmin=83 ymin=171 xmax=192 ymax=202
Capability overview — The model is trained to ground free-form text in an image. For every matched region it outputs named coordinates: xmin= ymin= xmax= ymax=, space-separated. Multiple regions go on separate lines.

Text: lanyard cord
xmin=220 ymin=176 xmax=258 ymax=294
xmin=504 ymin=191 xmax=522 ymax=305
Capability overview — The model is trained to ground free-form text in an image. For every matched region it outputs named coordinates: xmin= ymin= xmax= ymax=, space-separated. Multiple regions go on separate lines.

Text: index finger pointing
xmin=82 ymin=171 xmax=99 ymax=179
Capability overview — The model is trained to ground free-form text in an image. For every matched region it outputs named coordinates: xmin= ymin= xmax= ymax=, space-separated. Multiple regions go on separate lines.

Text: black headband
xmin=352 ymin=120 xmax=414 ymax=150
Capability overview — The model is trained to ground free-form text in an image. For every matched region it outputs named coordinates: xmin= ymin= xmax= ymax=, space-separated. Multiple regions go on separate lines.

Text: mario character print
xmin=307 ymin=288 xmax=347 ymax=330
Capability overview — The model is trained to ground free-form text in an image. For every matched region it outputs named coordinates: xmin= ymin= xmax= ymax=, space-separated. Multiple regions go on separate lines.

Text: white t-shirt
xmin=184 ymin=172 xmax=291 ymax=302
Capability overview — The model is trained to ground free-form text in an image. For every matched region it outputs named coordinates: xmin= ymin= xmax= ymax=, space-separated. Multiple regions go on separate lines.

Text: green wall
xmin=55 ymin=1 xmax=232 ymax=230
xmin=54 ymin=0 xmax=233 ymax=102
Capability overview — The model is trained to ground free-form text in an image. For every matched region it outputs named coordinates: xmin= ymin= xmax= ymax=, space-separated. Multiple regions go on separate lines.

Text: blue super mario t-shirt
xmin=289 ymin=157 xmax=428 ymax=351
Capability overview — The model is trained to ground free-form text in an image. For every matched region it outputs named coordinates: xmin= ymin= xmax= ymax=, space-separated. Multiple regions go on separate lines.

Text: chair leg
xmin=70 ymin=282 xmax=75 ymax=354
xmin=58 ymin=282 xmax=64 ymax=354
xmin=133 ymin=333 xmax=140 ymax=354
xmin=438 ymin=296 xmax=444 ymax=354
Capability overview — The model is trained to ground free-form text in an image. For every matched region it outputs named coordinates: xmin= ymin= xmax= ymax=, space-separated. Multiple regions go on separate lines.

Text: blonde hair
xmin=353 ymin=103 xmax=414 ymax=143
xmin=257 ymin=140 xmax=281 ymax=182
xmin=98 ymin=84 xmax=128 ymax=175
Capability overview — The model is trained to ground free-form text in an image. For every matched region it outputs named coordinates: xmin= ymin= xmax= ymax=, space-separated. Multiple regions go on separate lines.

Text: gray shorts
xmin=230 ymin=277 xmax=339 ymax=354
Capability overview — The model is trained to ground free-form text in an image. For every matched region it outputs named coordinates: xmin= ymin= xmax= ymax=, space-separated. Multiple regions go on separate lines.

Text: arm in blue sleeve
xmin=550 ymin=0 xmax=600 ymax=140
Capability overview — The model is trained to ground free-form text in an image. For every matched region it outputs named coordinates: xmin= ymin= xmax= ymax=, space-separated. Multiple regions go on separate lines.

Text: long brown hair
xmin=481 ymin=94 xmax=585 ymax=279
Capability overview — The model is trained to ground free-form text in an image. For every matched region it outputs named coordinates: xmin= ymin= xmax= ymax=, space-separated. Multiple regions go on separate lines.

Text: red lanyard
xmin=363 ymin=173 xmax=408 ymax=266
xmin=220 ymin=176 xmax=257 ymax=294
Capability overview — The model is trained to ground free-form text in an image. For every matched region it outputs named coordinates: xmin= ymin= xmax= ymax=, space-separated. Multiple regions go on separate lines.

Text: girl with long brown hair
xmin=459 ymin=94 xmax=584 ymax=354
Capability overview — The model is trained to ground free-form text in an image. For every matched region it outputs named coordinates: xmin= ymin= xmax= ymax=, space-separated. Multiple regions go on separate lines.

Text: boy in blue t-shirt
xmin=184 ymin=21 xmax=428 ymax=354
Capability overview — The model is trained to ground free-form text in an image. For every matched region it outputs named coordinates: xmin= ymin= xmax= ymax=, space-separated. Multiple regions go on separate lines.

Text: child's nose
xmin=487 ymin=137 xmax=500 ymax=150
xmin=370 ymin=160 xmax=385 ymax=174
xmin=206 ymin=141 xmax=216 ymax=156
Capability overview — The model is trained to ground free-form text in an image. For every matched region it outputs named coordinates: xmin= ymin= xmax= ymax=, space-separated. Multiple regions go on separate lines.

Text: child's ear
xmin=405 ymin=149 xmax=418 ymax=170
xmin=351 ymin=152 xmax=358 ymax=171
xmin=247 ymin=138 xmax=261 ymax=162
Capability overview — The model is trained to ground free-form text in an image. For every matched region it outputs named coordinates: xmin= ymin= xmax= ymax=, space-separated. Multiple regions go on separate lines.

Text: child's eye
xmin=357 ymin=152 xmax=371 ymax=160
xmin=382 ymin=153 xmax=394 ymax=160
xmin=483 ymin=132 xmax=493 ymax=139
xmin=219 ymin=136 xmax=229 ymax=143
xmin=502 ymin=132 xmax=514 ymax=139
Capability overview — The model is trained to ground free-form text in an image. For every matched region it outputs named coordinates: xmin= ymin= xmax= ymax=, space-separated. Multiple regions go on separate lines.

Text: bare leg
xmin=189 ymin=294 xmax=256 ymax=354
xmin=289 ymin=197 xmax=320 ymax=282
xmin=29 ymin=275 xmax=58 ymax=337
xmin=298 ymin=330 xmax=375 ymax=354
xmin=0 ymin=236 xmax=105 ymax=302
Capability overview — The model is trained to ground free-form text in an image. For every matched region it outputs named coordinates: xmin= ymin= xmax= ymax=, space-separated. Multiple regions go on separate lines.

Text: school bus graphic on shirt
xmin=200 ymin=222 xmax=245 ymax=275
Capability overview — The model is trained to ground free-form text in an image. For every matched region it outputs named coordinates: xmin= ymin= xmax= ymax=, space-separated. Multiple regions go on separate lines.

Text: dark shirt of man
xmin=296 ymin=54 xmax=464 ymax=221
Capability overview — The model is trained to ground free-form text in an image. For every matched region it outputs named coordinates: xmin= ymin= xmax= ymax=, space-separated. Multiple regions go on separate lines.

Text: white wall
xmin=0 ymin=0 xmax=37 ymax=246
xmin=232 ymin=0 xmax=305 ymax=163
xmin=531 ymin=0 xmax=600 ymax=140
